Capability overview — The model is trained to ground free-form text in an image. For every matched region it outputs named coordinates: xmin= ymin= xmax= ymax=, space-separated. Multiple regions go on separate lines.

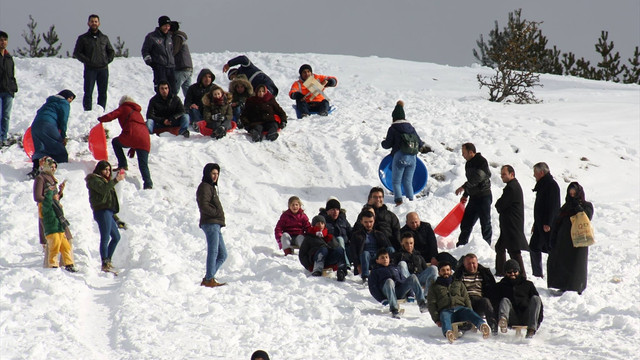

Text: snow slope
xmin=1 ymin=52 xmax=639 ymax=360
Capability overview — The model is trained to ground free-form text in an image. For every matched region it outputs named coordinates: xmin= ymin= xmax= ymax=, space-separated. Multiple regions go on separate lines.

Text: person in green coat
xmin=41 ymin=184 xmax=77 ymax=272
xmin=85 ymin=160 xmax=125 ymax=272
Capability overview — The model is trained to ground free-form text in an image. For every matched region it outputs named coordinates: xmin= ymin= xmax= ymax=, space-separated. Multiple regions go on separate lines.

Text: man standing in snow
xmin=170 ymin=21 xmax=192 ymax=98
xmin=455 ymin=143 xmax=492 ymax=247
xmin=141 ymin=16 xmax=176 ymax=94
xmin=529 ymin=162 xmax=560 ymax=278
xmin=0 ymin=31 xmax=17 ymax=147
xmin=494 ymin=165 xmax=529 ymax=277
xmin=73 ymin=14 xmax=115 ymax=111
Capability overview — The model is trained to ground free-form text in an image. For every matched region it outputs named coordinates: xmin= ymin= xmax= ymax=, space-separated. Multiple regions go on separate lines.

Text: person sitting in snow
xmin=289 ymin=64 xmax=337 ymax=118
xmin=146 ymin=80 xmax=190 ymax=138
xmin=201 ymin=84 xmax=233 ymax=139
xmin=223 ymin=55 xmax=278 ymax=97
xmin=241 ymin=84 xmax=287 ymax=142
xmin=350 ymin=210 xmax=394 ymax=284
xmin=183 ymin=68 xmax=215 ymax=127
xmin=317 ymin=198 xmax=352 ymax=270
xmin=228 ymin=74 xmax=254 ymax=127
xmin=392 ymin=232 xmax=438 ymax=294
xmin=490 ymin=259 xmax=543 ymax=338
xmin=298 ymin=215 xmax=347 ymax=281
xmin=401 ymin=212 xmax=438 ymax=266
xmin=427 ymin=261 xmax=491 ymax=343
xmin=368 ymin=248 xmax=429 ymax=319
xmin=453 ymin=253 xmax=498 ymax=334
xmin=274 ymin=196 xmax=310 ymax=256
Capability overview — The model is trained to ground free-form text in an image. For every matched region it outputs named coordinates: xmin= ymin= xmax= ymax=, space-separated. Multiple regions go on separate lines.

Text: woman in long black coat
xmin=547 ymin=182 xmax=593 ymax=294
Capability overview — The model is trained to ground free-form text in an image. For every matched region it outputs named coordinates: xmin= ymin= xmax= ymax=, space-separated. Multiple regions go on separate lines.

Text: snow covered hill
xmin=1 ymin=52 xmax=639 ymax=359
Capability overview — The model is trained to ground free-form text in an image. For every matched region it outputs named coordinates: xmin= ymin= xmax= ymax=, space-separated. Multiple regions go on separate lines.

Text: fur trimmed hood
xmin=201 ymin=84 xmax=232 ymax=106
xmin=228 ymin=74 xmax=254 ymax=97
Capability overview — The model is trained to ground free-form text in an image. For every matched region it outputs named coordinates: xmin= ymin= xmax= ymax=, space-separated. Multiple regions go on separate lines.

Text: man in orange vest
xmin=289 ymin=64 xmax=337 ymax=118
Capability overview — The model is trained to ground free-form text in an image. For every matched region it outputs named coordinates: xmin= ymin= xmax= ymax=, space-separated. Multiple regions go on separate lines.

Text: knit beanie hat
xmin=158 ymin=16 xmax=171 ymax=27
xmin=299 ymin=64 xmax=312 ymax=75
xmin=311 ymin=215 xmax=326 ymax=226
xmin=392 ymin=100 xmax=405 ymax=121
xmin=58 ymin=89 xmax=76 ymax=100
xmin=504 ymin=259 xmax=520 ymax=273
xmin=325 ymin=198 xmax=341 ymax=211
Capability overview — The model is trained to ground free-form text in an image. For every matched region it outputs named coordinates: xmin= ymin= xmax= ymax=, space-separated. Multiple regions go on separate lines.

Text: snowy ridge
xmin=1 ymin=52 xmax=639 ymax=359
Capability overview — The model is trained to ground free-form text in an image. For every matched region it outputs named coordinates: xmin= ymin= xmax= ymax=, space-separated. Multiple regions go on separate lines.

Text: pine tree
xmin=41 ymin=25 xmax=62 ymax=57
xmin=15 ymin=15 xmax=43 ymax=58
xmin=594 ymin=31 xmax=623 ymax=82
xmin=622 ymin=47 xmax=640 ymax=84
xmin=113 ymin=36 xmax=129 ymax=58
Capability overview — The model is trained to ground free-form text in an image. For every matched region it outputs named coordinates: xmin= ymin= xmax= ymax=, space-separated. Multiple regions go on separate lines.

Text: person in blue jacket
xmin=223 ymin=55 xmax=279 ymax=97
xmin=28 ymin=90 xmax=76 ymax=179
xmin=381 ymin=100 xmax=425 ymax=206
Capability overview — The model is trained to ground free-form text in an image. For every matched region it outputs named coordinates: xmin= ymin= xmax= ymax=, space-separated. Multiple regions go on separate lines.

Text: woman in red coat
xmin=98 ymin=95 xmax=153 ymax=189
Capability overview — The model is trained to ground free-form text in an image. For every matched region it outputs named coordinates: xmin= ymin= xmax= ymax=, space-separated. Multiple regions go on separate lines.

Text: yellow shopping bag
xmin=570 ymin=211 xmax=595 ymax=247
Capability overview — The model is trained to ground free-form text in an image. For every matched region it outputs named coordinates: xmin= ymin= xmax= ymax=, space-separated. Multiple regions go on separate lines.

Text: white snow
xmin=1 ymin=52 xmax=639 ymax=360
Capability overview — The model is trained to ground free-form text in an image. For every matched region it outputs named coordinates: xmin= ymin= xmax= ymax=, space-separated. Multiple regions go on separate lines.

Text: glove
xmin=113 ymin=215 xmax=127 ymax=230
xmin=211 ymin=113 xmax=224 ymax=121
xmin=316 ymin=231 xmax=324 ymax=237
xmin=279 ymin=121 xmax=287 ymax=129
xmin=143 ymin=55 xmax=153 ymax=66
xmin=292 ymin=92 xmax=304 ymax=100
xmin=419 ymin=145 xmax=433 ymax=154
xmin=127 ymin=148 xmax=136 ymax=158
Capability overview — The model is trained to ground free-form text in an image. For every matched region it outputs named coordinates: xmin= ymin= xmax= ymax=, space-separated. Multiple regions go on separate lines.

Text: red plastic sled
xmin=433 ymin=202 xmax=466 ymax=237
xmin=88 ymin=123 xmax=109 ymax=161
xmin=197 ymin=121 xmax=237 ymax=136
xmin=23 ymin=127 xmax=35 ymax=160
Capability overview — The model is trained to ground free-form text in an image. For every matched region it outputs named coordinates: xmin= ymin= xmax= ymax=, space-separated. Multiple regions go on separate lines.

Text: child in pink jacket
xmin=274 ymin=196 xmax=310 ymax=256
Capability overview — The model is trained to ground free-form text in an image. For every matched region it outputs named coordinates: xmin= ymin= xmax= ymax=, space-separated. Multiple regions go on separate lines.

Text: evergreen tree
xmin=594 ymin=31 xmax=622 ymax=82
xmin=113 ymin=36 xmax=129 ymax=58
xmin=42 ymin=25 xmax=62 ymax=57
xmin=15 ymin=15 xmax=43 ymax=58
xmin=622 ymin=47 xmax=640 ymax=84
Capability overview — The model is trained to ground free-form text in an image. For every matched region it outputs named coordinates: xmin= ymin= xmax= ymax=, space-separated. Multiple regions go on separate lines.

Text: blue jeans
xmin=382 ymin=274 xmax=424 ymax=312
xmin=112 ymin=137 xmax=153 ymax=189
xmin=439 ymin=306 xmax=486 ymax=336
xmin=398 ymin=261 xmax=437 ymax=293
xmin=0 ymin=92 xmax=13 ymax=142
xmin=336 ymin=236 xmax=351 ymax=266
xmin=360 ymin=247 xmax=395 ymax=277
xmin=458 ymin=193 xmax=493 ymax=246
xmin=391 ymin=151 xmax=417 ymax=202
xmin=201 ymin=223 xmax=227 ymax=280
xmin=147 ymin=114 xmax=189 ymax=135
xmin=188 ymin=107 xmax=202 ymax=124
xmin=295 ymin=99 xmax=329 ymax=118
xmin=313 ymin=246 xmax=346 ymax=272
xmin=93 ymin=209 xmax=121 ymax=261
xmin=83 ymin=67 xmax=109 ymax=111
xmin=174 ymin=69 xmax=192 ymax=98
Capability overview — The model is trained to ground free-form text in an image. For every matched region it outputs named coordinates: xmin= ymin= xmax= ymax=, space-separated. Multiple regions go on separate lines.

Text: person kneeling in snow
xmin=298 ymin=215 xmax=347 ymax=281
xmin=369 ymin=248 xmax=429 ymax=319
xmin=427 ymin=261 xmax=491 ymax=343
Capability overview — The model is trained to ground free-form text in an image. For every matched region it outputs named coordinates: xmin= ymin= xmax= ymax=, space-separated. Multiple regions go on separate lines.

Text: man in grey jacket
xmin=141 ymin=16 xmax=176 ymax=94
xmin=73 ymin=14 xmax=114 ymax=111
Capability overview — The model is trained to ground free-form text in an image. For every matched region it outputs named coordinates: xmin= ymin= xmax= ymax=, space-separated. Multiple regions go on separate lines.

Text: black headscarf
xmin=201 ymin=163 xmax=221 ymax=186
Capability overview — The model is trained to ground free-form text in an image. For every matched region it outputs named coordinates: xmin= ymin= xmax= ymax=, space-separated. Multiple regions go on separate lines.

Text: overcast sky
xmin=2 ymin=0 xmax=638 ymax=67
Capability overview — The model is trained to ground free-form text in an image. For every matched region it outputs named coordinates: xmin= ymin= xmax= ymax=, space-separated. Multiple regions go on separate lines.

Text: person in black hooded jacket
xmin=196 ymin=163 xmax=227 ymax=288
xmin=183 ymin=68 xmax=215 ymax=127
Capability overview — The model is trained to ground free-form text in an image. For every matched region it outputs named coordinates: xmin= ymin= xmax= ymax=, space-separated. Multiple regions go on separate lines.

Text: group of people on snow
xmin=3 ymin=12 xmax=595 ymax=346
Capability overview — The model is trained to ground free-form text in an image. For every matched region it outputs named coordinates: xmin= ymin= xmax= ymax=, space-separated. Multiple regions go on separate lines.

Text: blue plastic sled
xmin=378 ymin=154 xmax=428 ymax=196
xmin=292 ymin=105 xmax=336 ymax=119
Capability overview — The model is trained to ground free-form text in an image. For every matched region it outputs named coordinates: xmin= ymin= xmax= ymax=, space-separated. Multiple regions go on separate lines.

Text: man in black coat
xmin=73 ymin=14 xmax=115 ymax=111
xmin=318 ymin=198 xmax=352 ymax=267
xmin=491 ymin=260 xmax=543 ymax=338
xmin=530 ymin=162 xmax=560 ymax=278
xmin=353 ymin=187 xmax=401 ymax=251
xmin=0 ymin=31 xmax=18 ymax=147
xmin=146 ymin=81 xmax=189 ymax=137
xmin=392 ymin=232 xmax=437 ymax=292
xmin=351 ymin=210 xmax=393 ymax=283
xmin=495 ymin=165 xmax=529 ymax=277
xmin=298 ymin=215 xmax=346 ymax=281
xmin=142 ymin=16 xmax=176 ymax=94
xmin=454 ymin=253 xmax=498 ymax=333
xmin=455 ymin=143 xmax=493 ymax=246
xmin=183 ymin=68 xmax=215 ymax=126
xmin=400 ymin=212 xmax=438 ymax=265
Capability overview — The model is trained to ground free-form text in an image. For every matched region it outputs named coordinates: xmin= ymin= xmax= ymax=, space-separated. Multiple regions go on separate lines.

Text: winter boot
xmin=418 ymin=300 xmax=429 ymax=313
xmin=64 ymin=264 xmax=78 ymax=273
xmin=525 ymin=328 xmax=536 ymax=338
xmin=498 ymin=316 xmax=508 ymax=333
xmin=336 ymin=267 xmax=347 ymax=282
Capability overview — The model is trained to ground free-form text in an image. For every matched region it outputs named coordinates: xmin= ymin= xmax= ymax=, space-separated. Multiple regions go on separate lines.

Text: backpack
xmin=399 ymin=132 xmax=420 ymax=155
